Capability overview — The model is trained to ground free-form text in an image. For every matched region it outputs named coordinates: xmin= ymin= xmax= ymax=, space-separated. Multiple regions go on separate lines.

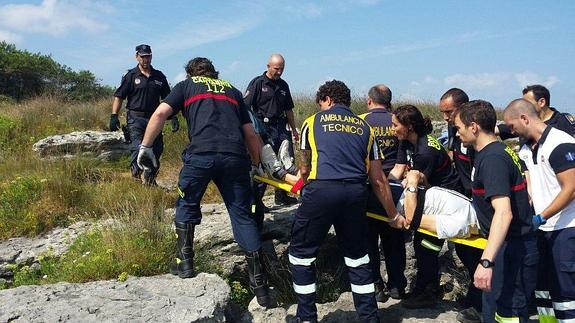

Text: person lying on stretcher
xmin=260 ymin=146 xmax=480 ymax=239
xmin=391 ymin=170 xmax=480 ymax=239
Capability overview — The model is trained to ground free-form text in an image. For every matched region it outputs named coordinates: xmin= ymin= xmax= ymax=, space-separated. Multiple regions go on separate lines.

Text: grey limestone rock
xmin=32 ymin=130 xmax=130 ymax=161
xmin=0 ymin=273 xmax=230 ymax=323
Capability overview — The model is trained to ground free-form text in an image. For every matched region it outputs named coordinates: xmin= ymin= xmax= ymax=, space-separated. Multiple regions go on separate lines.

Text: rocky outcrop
xmin=0 ymin=273 xmax=231 ymax=323
xmin=32 ymin=131 xmax=130 ymax=161
xmin=244 ymin=291 xmax=460 ymax=322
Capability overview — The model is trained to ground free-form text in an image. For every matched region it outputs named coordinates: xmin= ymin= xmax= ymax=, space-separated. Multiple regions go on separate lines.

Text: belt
xmin=128 ymin=110 xmax=153 ymax=118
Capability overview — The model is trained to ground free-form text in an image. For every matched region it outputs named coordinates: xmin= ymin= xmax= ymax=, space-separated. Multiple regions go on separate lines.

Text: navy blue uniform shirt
xmin=164 ymin=76 xmax=251 ymax=156
xmin=114 ymin=66 xmax=170 ymax=113
xmin=243 ymin=72 xmax=294 ymax=120
xmin=471 ymin=141 xmax=533 ymax=238
xmin=359 ymin=108 xmax=398 ymax=175
xmin=448 ymin=125 xmax=475 ymax=197
xmin=397 ymin=134 xmax=462 ymax=192
xmin=300 ymin=104 xmax=380 ymax=182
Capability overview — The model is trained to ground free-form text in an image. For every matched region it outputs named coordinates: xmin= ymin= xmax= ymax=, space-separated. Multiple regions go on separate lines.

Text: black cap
xmin=135 ymin=44 xmax=152 ymax=56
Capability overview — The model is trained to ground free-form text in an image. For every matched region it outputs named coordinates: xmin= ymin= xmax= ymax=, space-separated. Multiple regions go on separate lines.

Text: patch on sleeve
xmin=564 ymin=113 xmax=575 ymax=125
xmin=565 ymin=152 xmax=575 ymax=161
xmin=243 ymin=90 xmax=250 ymax=98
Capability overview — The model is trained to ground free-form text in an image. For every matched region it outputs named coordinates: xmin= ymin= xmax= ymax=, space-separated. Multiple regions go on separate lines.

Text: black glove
xmin=170 ymin=117 xmax=180 ymax=133
xmin=109 ymin=114 xmax=120 ymax=131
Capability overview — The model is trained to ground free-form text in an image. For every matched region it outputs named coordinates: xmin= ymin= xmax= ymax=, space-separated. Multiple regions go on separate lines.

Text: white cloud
xmin=284 ymin=3 xmax=323 ymax=18
xmin=0 ymin=29 xmax=22 ymax=44
xmin=0 ymin=0 xmax=110 ymax=36
xmin=514 ymin=71 xmax=559 ymax=88
xmin=444 ymin=73 xmax=510 ymax=90
xmin=222 ymin=61 xmax=242 ymax=76
xmin=156 ymin=17 xmax=261 ymax=55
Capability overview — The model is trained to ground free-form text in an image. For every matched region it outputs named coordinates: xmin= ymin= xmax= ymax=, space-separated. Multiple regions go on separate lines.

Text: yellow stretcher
xmin=254 ymin=175 xmax=488 ymax=250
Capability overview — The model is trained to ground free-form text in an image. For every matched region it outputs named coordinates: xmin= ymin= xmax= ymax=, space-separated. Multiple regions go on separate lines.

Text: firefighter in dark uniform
xmin=244 ymin=54 xmax=299 ymax=207
xmin=497 ymin=84 xmax=575 ymax=140
xmin=455 ymin=100 xmax=538 ymax=323
xmin=136 ymin=58 xmax=271 ymax=307
xmin=388 ymin=104 xmax=463 ymax=309
xmin=289 ymin=80 xmax=399 ymax=323
xmin=359 ymin=84 xmax=407 ymax=301
xmin=439 ymin=88 xmax=483 ymax=322
xmin=110 ymin=44 xmax=178 ymax=185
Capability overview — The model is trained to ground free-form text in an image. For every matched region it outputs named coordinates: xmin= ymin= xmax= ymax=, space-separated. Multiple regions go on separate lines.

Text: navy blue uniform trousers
xmin=482 ymin=235 xmax=538 ymax=323
xmin=289 ymin=180 xmax=378 ymax=322
xmin=127 ymin=112 xmax=163 ymax=182
xmin=366 ymin=183 xmax=407 ymax=292
xmin=175 ymin=151 xmax=261 ymax=252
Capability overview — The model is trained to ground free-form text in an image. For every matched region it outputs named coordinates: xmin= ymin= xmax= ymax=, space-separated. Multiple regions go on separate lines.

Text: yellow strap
xmin=495 ymin=313 xmax=520 ymax=323
xmin=258 ymin=176 xmax=488 ymax=250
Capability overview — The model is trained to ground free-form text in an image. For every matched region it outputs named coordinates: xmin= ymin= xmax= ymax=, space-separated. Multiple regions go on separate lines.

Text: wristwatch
xmin=406 ymin=186 xmax=418 ymax=193
xmin=479 ymin=259 xmax=495 ymax=268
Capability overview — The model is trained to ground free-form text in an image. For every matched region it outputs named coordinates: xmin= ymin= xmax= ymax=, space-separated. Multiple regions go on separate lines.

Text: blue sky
xmin=1 ymin=0 xmax=574 ymax=111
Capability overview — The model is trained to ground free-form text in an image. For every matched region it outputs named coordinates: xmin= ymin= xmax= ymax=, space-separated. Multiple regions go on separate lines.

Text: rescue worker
xmin=136 ymin=57 xmax=271 ymax=307
xmin=110 ymin=44 xmax=178 ymax=185
xmin=244 ymin=54 xmax=299 ymax=206
xmin=455 ymin=100 xmax=538 ymax=323
xmin=439 ymin=88 xmax=483 ymax=322
xmin=289 ymin=80 xmax=399 ymax=323
xmin=497 ymin=84 xmax=575 ymax=140
xmin=504 ymin=99 xmax=575 ymax=323
xmin=389 ymin=104 xmax=462 ymax=309
xmin=359 ymin=84 xmax=407 ymax=301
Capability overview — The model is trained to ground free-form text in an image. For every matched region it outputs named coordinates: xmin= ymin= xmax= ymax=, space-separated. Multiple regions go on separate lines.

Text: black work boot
xmin=274 ymin=189 xmax=298 ymax=206
xmin=171 ymin=222 xmax=195 ymax=279
xmin=245 ymin=250 xmax=270 ymax=307
xmin=374 ymin=280 xmax=389 ymax=303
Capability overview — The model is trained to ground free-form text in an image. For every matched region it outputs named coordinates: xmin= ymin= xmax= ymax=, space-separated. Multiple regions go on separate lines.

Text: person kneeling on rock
xmin=137 ymin=57 xmax=272 ymax=307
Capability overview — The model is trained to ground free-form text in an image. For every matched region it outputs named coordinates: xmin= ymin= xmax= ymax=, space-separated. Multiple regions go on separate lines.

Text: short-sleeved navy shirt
xmin=300 ymin=104 xmax=380 ymax=182
xmin=114 ymin=66 xmax=170 ymax=113
xmin=243 ymin=72 xmax=294 ymax=120
xmin=498 ymin=107 xmax=575 ymax=141
xmin=164 ymin=76 xmax=251 ymax=156
xmin=471 ymin=141 xmax=533 ymax=238
xmin=448 ymin=125 xmax=475 ymax=197
xmin=359 ymin=108 xmax=398 ymax=175
xmin=397 ymin=134 xmax=462 ymax=192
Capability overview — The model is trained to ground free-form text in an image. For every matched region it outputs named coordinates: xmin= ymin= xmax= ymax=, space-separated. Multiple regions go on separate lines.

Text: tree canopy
xmin=0 ymin=42 xmax=112 ymax=102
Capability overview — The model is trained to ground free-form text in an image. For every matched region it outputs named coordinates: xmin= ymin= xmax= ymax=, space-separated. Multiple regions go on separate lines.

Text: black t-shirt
xmin=448 ymin=125 xmax=475 ymax=197
xmin=243 ymin=72 xmax=294 ymax=120
xmin=359 ymin=108 xmax=398 ymax=174
xmin=397 ymin=134 xmax=462 ymax=192
xmin=471 ymin=141 xmax=533 ymax=238
xmin=164 ymin=76 xmax=251 ymax=156
xmin=114 ymin=66 xmax=170 ymax=113
xmin=498 ymin=107 xmax=575 ymax=141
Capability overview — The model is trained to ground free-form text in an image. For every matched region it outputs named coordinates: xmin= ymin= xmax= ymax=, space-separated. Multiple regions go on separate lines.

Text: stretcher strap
xmin=291 ymin=178 xmax=304 ymax=193
xmin=408 ymin=187 xmax=426 ymax=232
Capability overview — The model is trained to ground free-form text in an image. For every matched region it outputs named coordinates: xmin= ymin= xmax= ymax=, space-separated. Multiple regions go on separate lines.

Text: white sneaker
xmin=261 ymin=144 xmax=284 ymax=180
xmin=279 ymin=140 xmax=295 ymax=171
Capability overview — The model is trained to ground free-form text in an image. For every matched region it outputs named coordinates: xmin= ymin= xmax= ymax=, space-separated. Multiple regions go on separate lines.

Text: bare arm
xmin=540 ymin=168 xmax=575 ymax=219
xmin=388 ymin=163 xmax=407 ymax=182
xmin=141 ymin=102 xmax=173 ymax=147
xmin=474 ymin=195 xmax=513 ymax=291
xmin=368 ymin=160 xmax=399 ymax=220
xmin=299 ymin=150 xmax=311 ymax=182
xmin=243 ymin=123 xmax=263 ymax=165
xmin=286 ymin=110 xmax=299 ymax=141
xmin=402 ymin=171 xmax=421 ymax=226
xmin=112 ymin=97 xmax=123 ymax=114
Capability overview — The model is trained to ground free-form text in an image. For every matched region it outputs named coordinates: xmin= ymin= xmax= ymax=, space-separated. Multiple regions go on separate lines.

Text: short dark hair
xmin=440 ymin=88 xmax=469 ymax=107
xmin=185 ymin=57 xmax=219 ymax=79
xmin=458 ymin=100 xmax=496 ymax=133
xmin=315 ymin=80 xmax=351 ymax=107
xmin=368 ymin=85 xmax=392 ymax=108
xmin=522 ymin=84 xmax=550 ymax=106
xmin=393 ymin=104 xmax=433 ymax=136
